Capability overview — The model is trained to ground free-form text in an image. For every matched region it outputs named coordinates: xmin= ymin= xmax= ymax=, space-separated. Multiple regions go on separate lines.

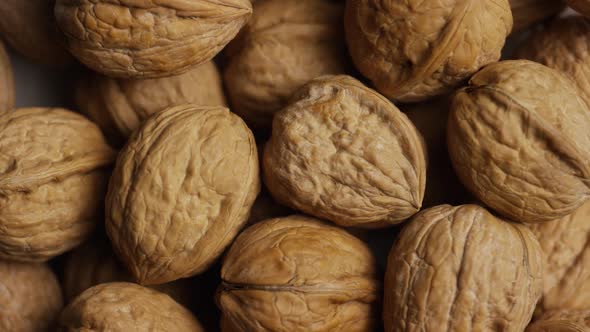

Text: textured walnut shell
xmin=264 ymin=75 xmax=426 ymax=228
xmin=224 ymin=0 xmax=348 ymax=131
xmin=218 ymin=215 xmax=380 ymax=332
xmin=384 ymin=204 xmax=544 ymax=332
xmin=567 ymin=0 xmax=590 ymax=16
xmin=0 ymin=40 xmax=14 ymax=113
xmin=0 ymin=261 xmax=63 ymax=332
xmin=344 ymin=0 xmax=512 ymax=102
xmin=509 ymin=0 xmax=565 ymax=32
xmin=54 ymin=0 xmax=252 ymax=78
xmin=75 ymin=61 xmax=226 ymax=146
xmin=57 ymin=282 xmax=203 ymax=332
xmin=0 ymin=108 xmax=116 ymax=262
xmin=448 ymin=60 xmax=590 ymax=223
xmin=106 ymin=105 xmax=260 ymax=285
xmin=527 ymin=309 xmax=590 ymax=332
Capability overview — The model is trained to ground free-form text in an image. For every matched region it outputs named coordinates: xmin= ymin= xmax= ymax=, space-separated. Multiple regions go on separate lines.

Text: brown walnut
xmin=526 ymin=309 xmax=590 ymax=332
xmin=567 ymin=0 xmax=590 ymax=17
xmin=0 ymin=40 xmax=14 ymax=113
xmin=509 ymin=0 xmax=565 ymax=32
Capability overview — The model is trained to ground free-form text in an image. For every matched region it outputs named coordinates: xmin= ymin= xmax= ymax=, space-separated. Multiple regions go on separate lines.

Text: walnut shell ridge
xmin=526 ymin=309 xmax=590 ymax=332
xmin=0 ymin=40 xmax=14 ymax=113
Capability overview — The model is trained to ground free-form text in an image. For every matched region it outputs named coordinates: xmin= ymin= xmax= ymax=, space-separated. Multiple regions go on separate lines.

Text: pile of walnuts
xmin=0 ymin=0 xmax=589 ymax=331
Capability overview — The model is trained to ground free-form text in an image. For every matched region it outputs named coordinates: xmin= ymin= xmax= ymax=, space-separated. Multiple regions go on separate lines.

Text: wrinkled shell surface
xmin=526 ymin=309 xmax=590 ymax=332
xmin=0 ymin=108 xmax=116 ymax=262
xmin=567 ymin=0 xmax=590 ymax=17
xmin=384 ymin=204 xmax=544 ymax=332
xmin=448 ymin=60 xmax=590 ymax=223
xmin=344 ymin=0 xmax=512 ymax=102
xmin=218 ymin=215 xmax=380 ymax=332
xmin=264 ymin=75 xmax=426 ymax=228
xmin=509 ymin=0 xmax=565 ymax=32
xmin=106 ymin=105 xmax=260 ymax=285
xmin=224 ymin=0 xmax=348 ymax=130
xmin=57 ymin=282 xmax=203 ymax=332
xmin=54 ymin=0 xmax=252 ymax=78
xmin=0 ymin=40 xmax=14 ymax=113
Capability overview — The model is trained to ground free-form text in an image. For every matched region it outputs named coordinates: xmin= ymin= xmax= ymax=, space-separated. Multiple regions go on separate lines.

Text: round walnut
xmin=218 ymin=215 xmax=380 ymax=332
xmin=106 ymin=104 xmax=260 ymax=285
xmin=0 ymin=261 xmax=63 ymax=332
xmin=57 ymin=282 xmax=203 ymax=332
xmin=0 ymin=40 xmax=14 ymax=113
xmin=224 ymin=0 xmax=348 ymax=131
xmin=509 ymin=0 xmax=565 ymax=32
xmin=448 ymin=60 xmax=590 ymax=223
xmin=54 ymin=0 xmax=252 ymax=78
xmin=264 ymin=75 xmax=426 ymax=228
xmin=384 ymin=204 xmax=543 ymax=332
xmin=75 ymin=61 xmax=226 ymax=146
xmin=344 ymin=0 xmax=512 ymax=102
xmin=526 ymin=309 xmax=590 ymax=332
xmin=567 ymin=0 xmax=590 ymax=17
xmin=0 ymin=108 xmax=116 ymax=262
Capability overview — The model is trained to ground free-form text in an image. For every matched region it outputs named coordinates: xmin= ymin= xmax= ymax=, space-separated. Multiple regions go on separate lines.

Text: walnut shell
xmin=0 ymin=260 xmax=63 ymax=332
xmin=0 ymin=40 xmax=14 ymax=113
xmin=0 ymin=108 xmax=116 ymax=262
xmin=263 ymin=75 xmax=427 ymax=228
xmin=567 ymin=0 xmax=590 ymax=17
xmin=75 ymin=61 xmax=226 ymax=146
xmin=509 ymin=0 xmax=565 ymax=32
xmin=224 ymin=0 xmax=348 ymax=131
xmin=344 ymin=0 xmax=512 ymax=102
xmin=526 ymin=309 xmax=590 ymax=332
xmin=106 ymin=105 xmax=260 ymax=285
xmin=448 ymin=60 xmax=590 ymax=223
xmin=218 ymin=215 xmax=380 ymax=332
xmin=54 ymin=0 xmax=252 ymax=78
xmin=384 ymin=204 xmax=544 ymax=332
xmin=57 ymin=282 xmax=203 ymax=332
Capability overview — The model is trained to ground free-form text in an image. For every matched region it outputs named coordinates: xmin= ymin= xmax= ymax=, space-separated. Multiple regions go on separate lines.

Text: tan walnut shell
xmin=264 ymin=75 xmax=426 ymax=228
xmin=106 ymin=104 xmax=260 ymax=285
xmin=75 ymin=61 xmax=226 ymax=146
xmin=0 ymin=40 xmax=14 ymax=113
xmin=567 ymin=0 xmax=590 ymax=17
xmin=448 ymin=60 xmax=590 ymax=223
xmin=54 ymin=0 xmax=252 ymax=78
xmin=509 ymin=0 xmax=565 ymax=32
xmin=0 ymin=108 xmax=116 ymax=262
xmin=526 ymin=309 xmax=590 ymax=332
xmin=218 ymin=215 xmax=380 ymax=332
xmin=384 ymin=204 xmax=544 ymax=332
xmin=344 ymin=0 xmax=512 ymax=102
xmin=57 ymin=282 xmax=203 ymax=332
xmin=0 ymin=260 xmax=63 ymax=332
xmin=224 ymin=0 xmax=348 ymax=131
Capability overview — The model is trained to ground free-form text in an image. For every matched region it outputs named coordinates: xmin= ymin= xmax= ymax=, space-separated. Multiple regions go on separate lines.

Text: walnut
xmin=263 ymin=75 xmax=426 ymax=228
xmin=0 ymin=108 xmax=116 ymax=262
xmin=526 ymin=309 xmax=590 ymax=332
xmin=448 ymin=60 xmax=590 ymax=223
xmin=217 ymin=215 xmax=380 ymax=332
xmin=0 ymin=260 xmax=63 ymax=332
xmin=224 ymin=0 xmax=348 ymax=131
xmin=344 ymin=0 xmax=512 ymax=102
xmin=509 ymin=0 xmax=565 ymax=32
xmin=384 ymin=204 xmax=543 ymax=332
xmin=106 ymin=104 xmax=260 ymax=285
xmin=57 ymin=282 xmax=203 ymax=331
xmin=0 ymin=40 xmax=14 ymax=113
xmin=54 ymin=0 xmax=252 ymax=78
xmin=567 ymin=0 xmax=590 ymax=16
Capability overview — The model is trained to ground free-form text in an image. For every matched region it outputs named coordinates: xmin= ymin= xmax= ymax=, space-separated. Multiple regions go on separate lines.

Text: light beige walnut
xmin=344 ymin=0 xmax=512 ymax=102
xmin=217 ymin=215 xmax=380 ymax=332
xmin=54 ymin=0 xmax=252 ymax=78
xmin=0 ymin=40 xmax=14 ymax=113
xmin=567 ymin=0 xmax=590 ymax=17
xmin=526 ymin=309 xmax=590 ymax=332
xmin=106 ymin=104 xmax=260 ymax=285
xmin=264 ymin=75 xmax=426 ymax=228
xmin=0 ymin=261 xmax=63 ymax=332
xmin=57 ymin=282 xmax=203 ymax=332
xmin=448 ymin=60 xmax=590 ymax=223
xmin=509 ymin=0 xmax=565 ymax=32
xmin=384 ymin=204 xmax=544 ymax=332
xmin=0 ymin=108 xmax=116 ymax=262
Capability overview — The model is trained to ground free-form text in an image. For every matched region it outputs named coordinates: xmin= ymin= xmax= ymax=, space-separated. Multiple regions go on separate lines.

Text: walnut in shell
xmin=54 ymin=0 xmax=252 ymax=78
xmin=448 ymin=60 xmax=590 ymax=223
xmin=57 ymin=282 xmax=203 ymax=332
xmin=344 ymin=0 xmax=512 ymax=102
xmin=526 ymin=309 xmax=590 ymax=332
xmin=263 ymin=75 xmax=426 ymax=228
xmin=0 ymin=108 xmax=116 ymax=262
xmin=509 ymin=0 xmax=565 ymax=32
xmin=384 ymin=204 xmax=543 ymax=332
xmin=218 ymin=215 xmax=380 ymax=332
xmin=106 ymin=104 xmax=260 ymax=285
xmin=0 ymin=40 xmax=14 ymax=113
xmin=567 ymin=0 xmax=590 ymax=17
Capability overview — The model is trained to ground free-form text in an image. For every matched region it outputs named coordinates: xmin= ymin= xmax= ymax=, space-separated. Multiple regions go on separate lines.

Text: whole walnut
xmin=264 ymin=75 xmax=426 ymax=228
xmin=106 ymin=104 xmax=260 ymax=285
xmin=75 ymin=61 xmax=226 ymax=146
xmin=344 ymin=0 xmax=512 ymax=102
xmin=217 ymin=215 xmax=380 ymax=332
xmin=0 ymin=40 xmax=14 ymax=113
xmin=567 ymin=0 xmax=590 ymax=17
xmin=526 ymin=309 xmax=590 ymax=332
xmin=384 ymin=204 xmax=543 ymax=332
xmin=54 ymin=0 xmax=252 ymax=78
xmin=57 ymin=282 xmax=203 ymax=332
xmin=509 ymin=0 xmax=565 ymax=32
xmin=224 ymin=0 xmax=348 ymax=131
xmin=448 ymin=60 xmax=590 ymax=223
xmin=0 ymin=108 xmax=116 ymax=262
